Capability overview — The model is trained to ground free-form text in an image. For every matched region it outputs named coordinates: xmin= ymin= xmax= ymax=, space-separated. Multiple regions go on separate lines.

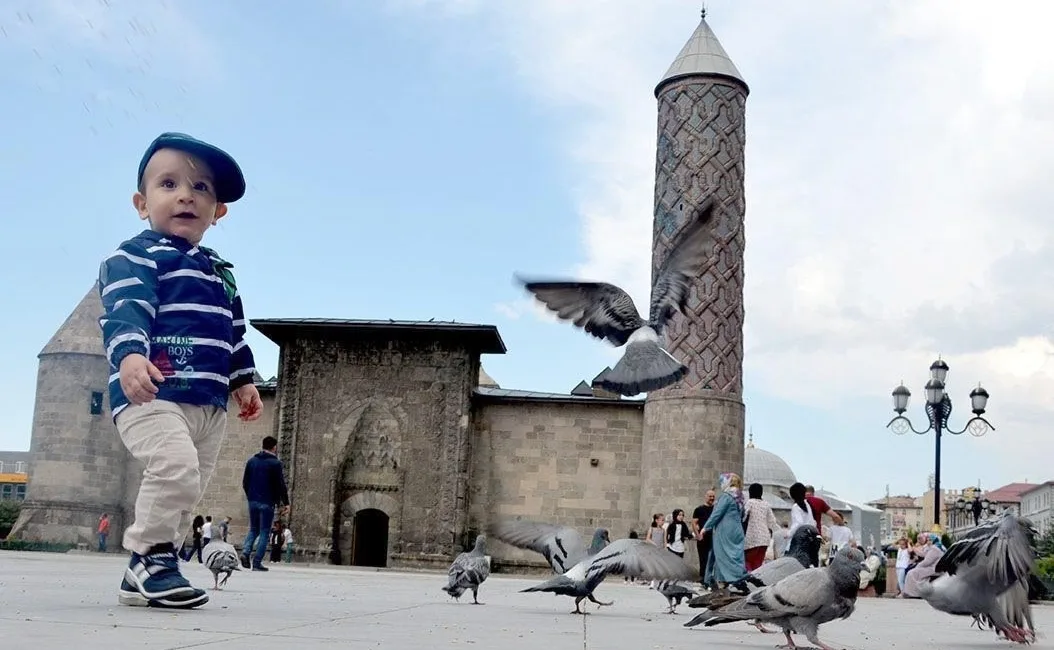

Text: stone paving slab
xmin=1 ymin=551 xmax=1053 ymax=649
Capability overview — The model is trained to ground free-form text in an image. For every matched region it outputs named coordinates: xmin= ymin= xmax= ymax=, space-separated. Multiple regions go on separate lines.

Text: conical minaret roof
xmin=40 ymin=283 xmax=105 ymax=357
xmin=655 ymin=8 xmax=748 ymax=97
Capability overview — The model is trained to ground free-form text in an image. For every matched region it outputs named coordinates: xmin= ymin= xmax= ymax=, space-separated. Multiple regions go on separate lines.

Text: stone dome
xmin=744 ymin=446 xmax=797 ymax=489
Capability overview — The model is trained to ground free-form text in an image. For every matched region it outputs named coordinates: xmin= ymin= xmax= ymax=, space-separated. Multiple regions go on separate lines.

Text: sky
xmin=2 ymin=0 xmax=1054 ymax=506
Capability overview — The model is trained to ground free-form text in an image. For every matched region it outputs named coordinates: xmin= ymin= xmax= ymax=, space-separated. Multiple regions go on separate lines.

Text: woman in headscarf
xmin=701 ymin=472 xmax=749 ymax=595
xmin=665 ymin=509 xmax=692 ymax=558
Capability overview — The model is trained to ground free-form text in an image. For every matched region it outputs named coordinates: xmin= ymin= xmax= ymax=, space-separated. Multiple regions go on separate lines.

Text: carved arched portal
xmin=336 ymin=491 xmax=400 ymax=567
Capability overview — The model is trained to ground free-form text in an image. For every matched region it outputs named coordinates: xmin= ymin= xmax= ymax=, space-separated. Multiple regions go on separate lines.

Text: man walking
xmin=691 ymin=489 xmax=716 ymax=587
xmin=97 ymin=513 xmax=110 ymax=553
xmin=240 ymin=436 xmax=290 ymax=571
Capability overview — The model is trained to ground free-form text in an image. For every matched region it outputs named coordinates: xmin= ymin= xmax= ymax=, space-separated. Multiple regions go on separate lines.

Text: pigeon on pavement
xmin=655 ymin=580 xmax=698 ymax=614
xmin=202 ymin=539 xmax=241 ymax=590
xmin=442 ymin=534 xmax=491 ymax=604
xmin=686 ymin=524 xmax=823 ymax=632
xmin=684 ymin=546 xmax=867 ymax=650
xmin=515 ymin=197 xmax=718 ymax=397
xmin=917 ymin=514 xmax=1039 ymax=644
xmin=492 ymin=520 xmax=694 ymax=614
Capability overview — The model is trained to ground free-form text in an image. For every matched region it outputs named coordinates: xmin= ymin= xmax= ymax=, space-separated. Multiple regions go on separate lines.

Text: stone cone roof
xmin=40 ymin=283 xmax=105 ymax=357
xmin=656 ymin=10 xmax=748 ymax=95
xmin=478 ymin=366 xmax=499 ymax=388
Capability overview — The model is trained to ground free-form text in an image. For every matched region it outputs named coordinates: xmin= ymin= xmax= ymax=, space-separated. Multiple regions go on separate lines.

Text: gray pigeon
xmin=686 ymin=524 xmax=823 ymax=632
xmin=917 ymin=514 xmax=1039 ymax=644
xmin=202 ymin=539 xmax=241 ymax=590
xmin=492 ymin=520 xmax=694 ymax=614
xmin=684 ymin=546 xmax=867 ymax=650
xmin=655 ymin=580 xmax=698 ymax=614
xmin=515 ymin=197 xmax=717 ymax=397
xmin=441 ymin=534 xmax=491 ymax=604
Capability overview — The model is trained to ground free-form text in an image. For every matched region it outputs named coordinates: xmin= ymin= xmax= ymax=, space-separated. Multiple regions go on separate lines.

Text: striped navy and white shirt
xmin=97 ymin=229 xmax=258 ymax=421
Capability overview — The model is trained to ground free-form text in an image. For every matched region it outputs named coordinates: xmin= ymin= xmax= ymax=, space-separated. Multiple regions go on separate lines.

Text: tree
xmin=1037 ymin=526 xmax=1054 ymax=559
xmin=0 ymin=500 xmax=21 ymax=537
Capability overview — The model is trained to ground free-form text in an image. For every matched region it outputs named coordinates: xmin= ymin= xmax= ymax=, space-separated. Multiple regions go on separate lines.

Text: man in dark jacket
xmin=240 ymin=436 xmax=290 ymax=571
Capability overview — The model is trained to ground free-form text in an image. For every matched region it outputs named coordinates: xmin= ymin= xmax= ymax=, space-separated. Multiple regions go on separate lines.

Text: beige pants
xmin=116 ymin=400 xmax=227 ymax=555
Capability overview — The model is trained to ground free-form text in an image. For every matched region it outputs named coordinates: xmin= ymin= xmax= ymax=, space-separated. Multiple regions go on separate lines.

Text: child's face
xmin=134 ymin=148 xmax=227 ymax=244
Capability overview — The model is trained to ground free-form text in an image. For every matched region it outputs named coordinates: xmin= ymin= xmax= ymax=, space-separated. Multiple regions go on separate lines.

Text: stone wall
xmin=191 ymin=390 xmax=278 ymax=549
xmin=467 ymin=399 xmax=647 ymax=569
xmin=272 ymin=335 xmax=478 ymax=567
xmin=10 ymin=354 xmax=125 ymax=545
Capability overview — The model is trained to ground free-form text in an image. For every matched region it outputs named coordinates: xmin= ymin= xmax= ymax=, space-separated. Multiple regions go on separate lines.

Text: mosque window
xmin=15 ymin=485 xmax=25 ymax=500
xmin=90 ymin=391 xmax=103 ymax=415
xmin=1 ymin=485 xmax=11 ymax=500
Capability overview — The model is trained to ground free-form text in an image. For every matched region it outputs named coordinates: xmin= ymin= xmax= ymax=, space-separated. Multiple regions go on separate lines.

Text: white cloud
xmin=388 ymin=0 xmax=1054 ymax=492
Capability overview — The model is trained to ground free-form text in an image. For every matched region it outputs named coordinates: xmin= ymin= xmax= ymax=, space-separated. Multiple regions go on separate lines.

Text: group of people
xmin=643 ymin=475 xmax=853 ymax=595
xmin=178 ymin=512 xmax=294 ymax=565
xmin=893 ymin=531 xmax=946 ymax=598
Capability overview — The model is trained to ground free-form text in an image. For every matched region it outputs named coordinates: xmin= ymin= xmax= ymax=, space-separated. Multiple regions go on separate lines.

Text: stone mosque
xmin=8 ymin=11 xmax=879 ymax=568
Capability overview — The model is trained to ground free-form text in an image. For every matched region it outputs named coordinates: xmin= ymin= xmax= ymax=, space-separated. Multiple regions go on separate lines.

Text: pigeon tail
xmin=521 ymin=574 xmax=579 ymax=597
xmin=596 ymin=329 xmax=686 ymax=397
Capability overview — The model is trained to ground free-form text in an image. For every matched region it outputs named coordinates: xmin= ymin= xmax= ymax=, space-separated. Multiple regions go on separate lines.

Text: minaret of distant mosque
xmin=640 ymin=5 xmax=749 ymax=519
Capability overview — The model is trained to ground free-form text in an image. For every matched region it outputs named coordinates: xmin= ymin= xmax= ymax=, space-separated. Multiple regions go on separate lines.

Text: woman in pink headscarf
xmin=701 ymin=472 xmax=750 ymax=595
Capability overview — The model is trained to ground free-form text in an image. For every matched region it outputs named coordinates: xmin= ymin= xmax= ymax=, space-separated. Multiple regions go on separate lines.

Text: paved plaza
xmin=1 ymin=550 xmax=1052 ymax=649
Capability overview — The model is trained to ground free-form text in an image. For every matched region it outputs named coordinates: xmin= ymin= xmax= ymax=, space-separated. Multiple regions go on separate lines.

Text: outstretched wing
xmin=515 ymin=278 xmax=645 ymax=346
xmin=584 ymin=538 xmax=696 ymax=582
xmin=648 ymin=197 xmax=718 ymax=330
xmin=490 ymin=519 xmax=588 ymax=574
xmin=936 ymin=515 xmax=1037 ymax=592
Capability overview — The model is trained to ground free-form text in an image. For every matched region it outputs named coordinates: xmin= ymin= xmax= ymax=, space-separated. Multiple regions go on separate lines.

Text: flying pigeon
xmin=202 ymin=539 xmax=241 ymax=590
xmin=491 ymin=520 xmax=694 ymax=614
xmin=514 ymin=197 xmax=718 ymax=397
xmin=917 ymin=514 xmax=1039 ymax=644
xmin=655 ymin=580 xmax=699 ymax=614
xmin=441 ymin=534 xmax=491 ymax=604
xmin=684 ymin=546 xmax=867 ymax=650
xmin=686 ymin=524 xmax=823 ymax=632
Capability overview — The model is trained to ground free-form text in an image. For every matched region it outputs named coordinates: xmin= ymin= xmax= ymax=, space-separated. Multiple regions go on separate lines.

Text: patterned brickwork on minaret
xmin=640 ymin=11 xmax=749 ymax=534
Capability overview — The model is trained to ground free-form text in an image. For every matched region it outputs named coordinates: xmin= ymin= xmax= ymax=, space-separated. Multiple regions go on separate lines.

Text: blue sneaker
xmin=119 ymin=543 xmax=209 ymax=609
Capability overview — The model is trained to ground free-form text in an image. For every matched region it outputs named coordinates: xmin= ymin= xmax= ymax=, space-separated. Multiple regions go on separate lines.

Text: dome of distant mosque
xmin=744 ymin=445 xmax=797 ymax=489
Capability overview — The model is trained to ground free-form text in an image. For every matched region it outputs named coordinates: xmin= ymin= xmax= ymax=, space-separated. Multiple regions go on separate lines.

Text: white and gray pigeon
xmin=514 ymin=197 xmax=718 ymax=397
xmin=686 ymin=524 xmax=823 ymax=632
xmin=917 ymin=514 xmax=1039 ymax=645
xmin=492 ymin=520 xmax=694 ymax=615
xmin=202 ymin=539 xmax=241 ymax=590
xmin=684 ymin=546 xmax=867 ymax=650
xmin=441 ymin=534 xmax=491 ymax=605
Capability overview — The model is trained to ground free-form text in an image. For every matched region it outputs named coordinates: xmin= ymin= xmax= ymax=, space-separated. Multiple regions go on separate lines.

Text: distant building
xmin=946 ymin=482 xmax=1042 ymax=536
xmin=1019 ymin=482 xmax=1054 ymax=536
xmin=867 ymin=495 xmax=924 ymax=543
xmin=0 ymin=451 xmax=30 ymax=502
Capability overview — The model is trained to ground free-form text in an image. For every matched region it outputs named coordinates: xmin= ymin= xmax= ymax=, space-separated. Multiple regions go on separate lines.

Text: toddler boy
xmin=97 ymin=132 xmax=264 ymax=609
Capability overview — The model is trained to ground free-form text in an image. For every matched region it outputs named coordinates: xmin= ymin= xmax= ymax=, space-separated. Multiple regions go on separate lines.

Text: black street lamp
xmin=954 ymin=492 xmax=997 ymax=528
xmin=887 ymin=358 xmax=996 ymax=531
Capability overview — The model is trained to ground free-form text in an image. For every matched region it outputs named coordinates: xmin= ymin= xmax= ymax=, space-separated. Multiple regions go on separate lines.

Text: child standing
xmin=98 ymin=132 xmax=263 ymax=609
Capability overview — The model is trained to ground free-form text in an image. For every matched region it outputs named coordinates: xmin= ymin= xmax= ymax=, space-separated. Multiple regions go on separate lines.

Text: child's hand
xmin=233 ymin=383 xmax=263 ymax=421
xmin=119 ymin=354 xmax=165 ymax=405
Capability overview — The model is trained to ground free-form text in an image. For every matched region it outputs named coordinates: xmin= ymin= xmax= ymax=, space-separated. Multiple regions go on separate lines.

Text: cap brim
xmin=143 ymin=133 xmax=246 ymax=203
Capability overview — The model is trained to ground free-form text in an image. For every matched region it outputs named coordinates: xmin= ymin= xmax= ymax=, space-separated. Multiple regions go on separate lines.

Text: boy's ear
xmin=132 ymin=192 xmax=150 ymax=221
xmin=213 ymin=203 xmax=228 ymax=224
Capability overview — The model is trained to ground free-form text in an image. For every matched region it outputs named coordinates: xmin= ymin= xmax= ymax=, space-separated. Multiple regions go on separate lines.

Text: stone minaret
xmin=641 ymin=9 xmax=749 ymax=521
xmin=9 ymin=284 xmax=127 ymax=545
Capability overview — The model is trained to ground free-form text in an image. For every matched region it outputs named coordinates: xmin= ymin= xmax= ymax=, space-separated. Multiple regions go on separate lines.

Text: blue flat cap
xmin=138 ymin=132 xmax=246 ymax=203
